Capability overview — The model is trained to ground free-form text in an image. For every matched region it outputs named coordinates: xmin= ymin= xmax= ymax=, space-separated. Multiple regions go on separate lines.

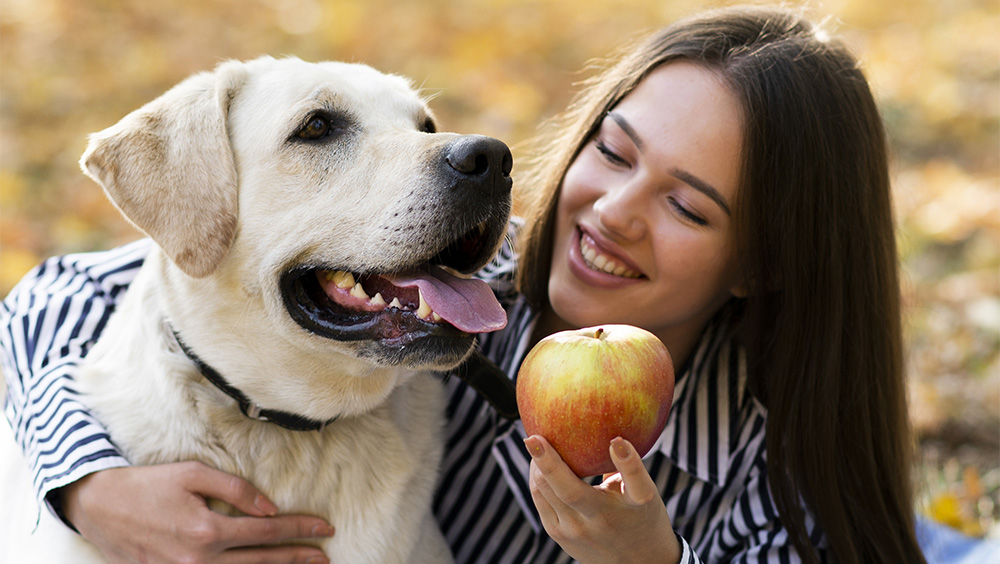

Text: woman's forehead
xmin=610 ymin=62 xmax=743 ymax=202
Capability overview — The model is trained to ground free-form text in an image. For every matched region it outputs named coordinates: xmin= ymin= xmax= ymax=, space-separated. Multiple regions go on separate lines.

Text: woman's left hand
xmin=525 ymin=435 xmax=682 ymax=564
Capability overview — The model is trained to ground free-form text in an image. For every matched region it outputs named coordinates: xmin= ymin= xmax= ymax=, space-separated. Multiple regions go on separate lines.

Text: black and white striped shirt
xmin=1 ymin=232 xmax=826 ymax=563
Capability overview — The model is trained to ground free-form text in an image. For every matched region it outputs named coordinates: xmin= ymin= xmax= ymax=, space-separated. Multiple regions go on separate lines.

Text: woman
xmin=1 ymin=6 xmax=926 ymax=563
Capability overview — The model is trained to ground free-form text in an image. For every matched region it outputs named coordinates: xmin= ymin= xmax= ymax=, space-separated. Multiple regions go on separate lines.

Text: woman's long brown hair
xmin=516 ymin=6 xmax=926 ymax=563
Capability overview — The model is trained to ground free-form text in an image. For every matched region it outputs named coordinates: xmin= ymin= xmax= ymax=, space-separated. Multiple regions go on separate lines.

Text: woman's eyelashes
xmin=595 ymin=139 xmax=630 ymax=167
xmin=668 ymin=197 xmax=709 ymax=226
xmin=594 ymin=134 xmax=711 ymax=227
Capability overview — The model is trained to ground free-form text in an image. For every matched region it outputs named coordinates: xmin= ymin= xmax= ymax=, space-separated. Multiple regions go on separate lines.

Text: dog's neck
xmin=170 ymin=327 xmax=338 ymax=432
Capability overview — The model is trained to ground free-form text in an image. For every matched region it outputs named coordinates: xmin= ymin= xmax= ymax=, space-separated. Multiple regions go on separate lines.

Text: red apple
xmin=516 ymin=324 xmax=674 ymax=477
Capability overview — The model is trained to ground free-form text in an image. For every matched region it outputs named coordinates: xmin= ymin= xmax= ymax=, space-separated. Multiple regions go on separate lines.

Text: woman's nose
xmin=593 ymin=181 xmax=647 ymax=241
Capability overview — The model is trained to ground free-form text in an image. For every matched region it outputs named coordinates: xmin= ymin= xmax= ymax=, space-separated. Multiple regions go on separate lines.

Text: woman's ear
xmin=80 ymin=60 xmax=248 ymax=278
xmin=730 ymin=281 xmax=749 ymax=299
xmin=731 ymin=269 xmax=781 ymax=297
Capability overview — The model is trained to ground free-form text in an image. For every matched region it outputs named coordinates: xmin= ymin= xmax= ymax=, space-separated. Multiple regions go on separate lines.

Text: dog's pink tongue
xmin=388 ymin=267 xmax=506 ymax=333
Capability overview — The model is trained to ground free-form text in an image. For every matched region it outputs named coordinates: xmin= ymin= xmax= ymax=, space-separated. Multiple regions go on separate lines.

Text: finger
xmin=179 ymin=461 xmax=279 ymax=517
xmin=609 ymin=437 xmax=659 ymax=505
xmin=525 ymin=439 xmax=574 ymax=516
xmin=527 ymin=460 xmax=562 ymax=528
xmin=218 ymin=544 xmax=330 ymax=564
xmin=523 ymin=435 xmax=597 ymax=514
xmin=219 ymin=513 xmax=335 ymax=549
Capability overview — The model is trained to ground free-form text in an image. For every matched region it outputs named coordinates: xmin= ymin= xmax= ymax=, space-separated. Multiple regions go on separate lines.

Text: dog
xmin=2 ymin=55 xmax=513 ymax=563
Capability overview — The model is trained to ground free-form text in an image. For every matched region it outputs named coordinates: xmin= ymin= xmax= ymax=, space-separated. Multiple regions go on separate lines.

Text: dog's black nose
xmin=444 ymin=135 xmax=513 ymax=197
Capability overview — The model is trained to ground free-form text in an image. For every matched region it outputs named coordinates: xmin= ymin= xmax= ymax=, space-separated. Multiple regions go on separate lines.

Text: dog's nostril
xmin=445 ymin=136 xmax=512 ymax=179
xmin=446 ymin=144 xmax=485 ymax=176
xmin=472 ymin=154 xmax=489 ymax=176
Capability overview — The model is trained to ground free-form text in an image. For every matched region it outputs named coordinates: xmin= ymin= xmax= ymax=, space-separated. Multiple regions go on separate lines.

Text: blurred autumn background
xmin=1 ymin=0 xmax=998 ymax=541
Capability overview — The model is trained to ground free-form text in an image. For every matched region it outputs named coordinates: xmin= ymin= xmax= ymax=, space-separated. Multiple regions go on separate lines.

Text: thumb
xmin=609 ymin=437 xmax=659 ymax=506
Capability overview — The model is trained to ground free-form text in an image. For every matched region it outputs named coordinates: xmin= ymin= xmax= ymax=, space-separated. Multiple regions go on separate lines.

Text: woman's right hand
xmin=61 ymin=461 xmax=335 ymax=564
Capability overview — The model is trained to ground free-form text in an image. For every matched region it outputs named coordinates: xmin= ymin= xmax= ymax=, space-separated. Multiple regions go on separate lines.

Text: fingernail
xmin=312 ymin=523 xmax=336 ymax=537
xmin=523 ymin=436 xmax=544 ymax=459
xmin=254 ymin=494 xmax=278 ymax=516
xmin=611 ymin=437 xmax=631 ymax=460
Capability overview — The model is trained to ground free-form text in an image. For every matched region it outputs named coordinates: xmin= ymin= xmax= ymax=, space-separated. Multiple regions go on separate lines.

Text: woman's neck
xmin=528 ymin=305 xmax=573 ymax=349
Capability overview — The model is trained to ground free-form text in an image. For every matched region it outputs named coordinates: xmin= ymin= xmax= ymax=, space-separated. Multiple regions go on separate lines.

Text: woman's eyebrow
xmin=671 ymin=168 xmax=731 ymax=216
xmin=607 ymin=111 xmax=644 ymax=151
xmin=607 ymin=110 xmax=731 ymax=217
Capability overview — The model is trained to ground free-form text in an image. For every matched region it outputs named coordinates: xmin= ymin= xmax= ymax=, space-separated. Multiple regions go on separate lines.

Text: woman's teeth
xmin=580 ymin=236 xmax=641 ymax=278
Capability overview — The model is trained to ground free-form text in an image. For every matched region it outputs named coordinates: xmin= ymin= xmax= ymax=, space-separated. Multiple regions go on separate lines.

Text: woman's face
xmin=547 ymin=61 xmax=745 ymax=355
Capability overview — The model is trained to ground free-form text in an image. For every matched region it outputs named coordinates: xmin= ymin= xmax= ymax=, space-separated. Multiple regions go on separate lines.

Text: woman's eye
xmin=668 ymin=197 xmax=709 ymax=226
xmin=595 ymin=140 xmax=629 ymax=167
xmin=298 ymin=115 xmax=331 ymax=140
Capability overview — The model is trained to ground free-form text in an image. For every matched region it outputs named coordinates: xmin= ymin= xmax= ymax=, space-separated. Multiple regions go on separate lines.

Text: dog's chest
xmin=75 ymin=257 xmax=452 ymax=562
xmin=84 ymin=354 xmax=448 ymax=562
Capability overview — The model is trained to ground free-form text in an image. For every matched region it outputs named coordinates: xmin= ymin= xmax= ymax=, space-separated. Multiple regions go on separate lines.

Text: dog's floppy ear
xmin=81 ymin=60 xmax=248 ymax=278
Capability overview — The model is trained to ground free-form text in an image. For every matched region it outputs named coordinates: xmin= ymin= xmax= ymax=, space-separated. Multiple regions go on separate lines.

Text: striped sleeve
xmin=0 ymin=239 xmax=151 ymax=521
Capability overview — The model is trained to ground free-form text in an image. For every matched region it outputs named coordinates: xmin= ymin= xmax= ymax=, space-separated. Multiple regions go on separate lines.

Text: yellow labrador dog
xmin=7 ymin=56 xmax=513 ymax=563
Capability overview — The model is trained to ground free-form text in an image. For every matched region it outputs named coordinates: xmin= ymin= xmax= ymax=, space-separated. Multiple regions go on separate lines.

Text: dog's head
xmin=81 ymin=57 xmax=513 ymax=414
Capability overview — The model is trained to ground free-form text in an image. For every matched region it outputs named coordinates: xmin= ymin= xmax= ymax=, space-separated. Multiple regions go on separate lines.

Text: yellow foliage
xmin=928 ymin=493 xmax=968 ymax=531
xmin=0 ymin=0 xmax=997 ymax=537
xmin=923 ymin=465 xmax=993 ymax=538
xmin=0 ymin=171 xmax=27 ymax=208
xmin=0 ymin=248 xmax=41 ymax=296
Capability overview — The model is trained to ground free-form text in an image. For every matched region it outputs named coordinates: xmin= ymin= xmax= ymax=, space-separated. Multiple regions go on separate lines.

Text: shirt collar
xmin=651 ymin=305 xmax=749 ymax=486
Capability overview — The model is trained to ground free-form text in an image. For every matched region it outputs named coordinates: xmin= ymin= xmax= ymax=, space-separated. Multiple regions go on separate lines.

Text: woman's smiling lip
xmin=566 ymin=225 xmax=645 ymax=289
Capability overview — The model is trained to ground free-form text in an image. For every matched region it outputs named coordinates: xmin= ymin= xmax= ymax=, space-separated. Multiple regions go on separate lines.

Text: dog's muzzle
xmin=280 ymin=134 xmax=513 ymax=370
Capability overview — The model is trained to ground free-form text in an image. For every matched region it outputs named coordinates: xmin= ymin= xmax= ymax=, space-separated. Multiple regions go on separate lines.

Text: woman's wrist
xmin=57 ymin=471 xmax=99 ymax=534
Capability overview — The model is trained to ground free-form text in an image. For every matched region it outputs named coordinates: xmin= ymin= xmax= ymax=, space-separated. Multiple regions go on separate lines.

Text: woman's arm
xmin=1 ymin=241 xmax=334 ymax=564
xmin=1 ymin=240 xmax=151 ymax=518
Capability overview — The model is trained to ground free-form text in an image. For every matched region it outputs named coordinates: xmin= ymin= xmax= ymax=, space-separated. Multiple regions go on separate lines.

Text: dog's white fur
xmin=2 ymin=56 xmax=513 ymax=563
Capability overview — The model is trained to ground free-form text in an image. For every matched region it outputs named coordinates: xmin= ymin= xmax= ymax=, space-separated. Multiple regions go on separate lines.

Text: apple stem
xmin=595 ymin=327 xmax=605 ymax=339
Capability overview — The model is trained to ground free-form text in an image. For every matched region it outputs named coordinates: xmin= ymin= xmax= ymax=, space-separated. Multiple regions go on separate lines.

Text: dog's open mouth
xmin=280 ymin=219 xmax=508 ymax=361
xmin=313 ymin=265 xmax=506 ymax=332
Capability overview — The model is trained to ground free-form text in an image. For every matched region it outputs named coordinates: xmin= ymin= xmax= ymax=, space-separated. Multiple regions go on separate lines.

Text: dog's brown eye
xmin=298 ymin=115 xmax=331 ymax=140
xmin=421 ymin=117 xmax=437 ymax=134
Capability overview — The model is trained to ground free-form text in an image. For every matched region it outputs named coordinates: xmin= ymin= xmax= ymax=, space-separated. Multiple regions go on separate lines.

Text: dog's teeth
xmin=416 ymin=290 xmax=433 ymax=319
xmin=370 ymin=292 xmax=387 ymax=307
xmin=431 ymin=312 xmax=443 ymax=322
xmin=350 ymin=283 xmax=369 ymax=300
xmin=332 ymin=270 xmax=355 ymax=289
xmin=324 ymin=271 xmax=335 ymax=281
xmin=388 ymin=297 xmax=403 ymax=309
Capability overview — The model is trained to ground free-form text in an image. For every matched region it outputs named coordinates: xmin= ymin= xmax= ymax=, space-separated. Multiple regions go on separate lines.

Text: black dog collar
xmin=170 ymin=328 xmax=337 ymax=432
